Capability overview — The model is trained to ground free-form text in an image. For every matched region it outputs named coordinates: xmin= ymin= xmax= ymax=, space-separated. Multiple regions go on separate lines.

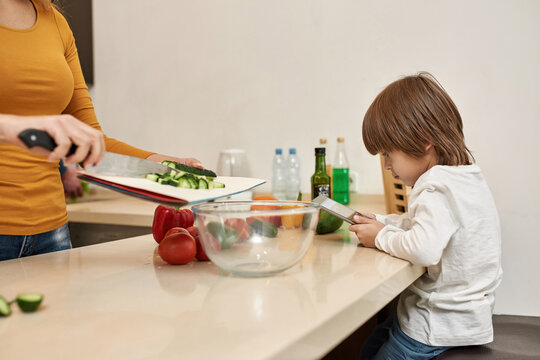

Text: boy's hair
xmin=362 ymin=72 xmax=474 ymax=166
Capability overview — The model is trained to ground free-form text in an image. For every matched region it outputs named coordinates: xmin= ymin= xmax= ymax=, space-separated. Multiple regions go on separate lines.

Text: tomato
xmin=195 ymin=236 xmax=210 ymax=261
xmin=201 ymin=231 xmax=221 ymax=253
xmin=164 ymin=227 xmax=190 ymax=239
xmin=185 ymin=226 xmax=198 ymax=238
xmin=224 ymin=218 xmax=250 ymax=241
xmin=249 ymin=197 xmax=282 ymax=227
xmin=158 ymin=232 xmax=196 ymax=265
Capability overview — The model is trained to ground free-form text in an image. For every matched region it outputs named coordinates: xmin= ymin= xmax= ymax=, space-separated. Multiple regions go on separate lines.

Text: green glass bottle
xmin=311 ymin=147 xmax=331 ymax=200
xmin=332 ymin=137 xmax=350 ymax=204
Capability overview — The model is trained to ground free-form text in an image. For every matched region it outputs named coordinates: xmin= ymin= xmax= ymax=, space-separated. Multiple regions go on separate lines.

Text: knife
xmin=312 ymin=195 xmax=374 ymax=224
xmin=18 ymin=129 xmax=173 ymax=177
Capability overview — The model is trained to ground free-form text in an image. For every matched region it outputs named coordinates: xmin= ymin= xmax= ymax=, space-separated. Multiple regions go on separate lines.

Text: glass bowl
xmin=192 ymin=201 xmax=319 ymax=277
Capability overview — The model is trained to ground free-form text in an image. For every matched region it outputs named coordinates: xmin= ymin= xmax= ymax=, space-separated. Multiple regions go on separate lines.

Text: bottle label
xmin=314 ymin=185 xmax=331 ymax=198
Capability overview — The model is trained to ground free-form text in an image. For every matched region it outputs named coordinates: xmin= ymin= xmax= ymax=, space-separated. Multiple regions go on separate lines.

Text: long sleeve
xmin=375 ymin=185 xmax=459 ymax=267
xmin=54 ymin=10 xmax=154 ymax=159
xmin=375 ymin=212 xmax=411 ymax=230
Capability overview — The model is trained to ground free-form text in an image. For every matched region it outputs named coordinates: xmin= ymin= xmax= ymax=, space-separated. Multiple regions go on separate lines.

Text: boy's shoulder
xmin=420 ymin=164 xmax=482 ymax=182
xmin=413 ymin=164 xmax=485 ymax=194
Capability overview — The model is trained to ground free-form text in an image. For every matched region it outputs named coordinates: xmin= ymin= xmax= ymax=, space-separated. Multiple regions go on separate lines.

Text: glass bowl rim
xmin=192 ymin=200 xmax=320 ymax=216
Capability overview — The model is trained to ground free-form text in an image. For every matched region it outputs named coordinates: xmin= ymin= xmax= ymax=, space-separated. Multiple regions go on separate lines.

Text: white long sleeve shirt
xmin=375 ymin=165 xmax=502 ymax=346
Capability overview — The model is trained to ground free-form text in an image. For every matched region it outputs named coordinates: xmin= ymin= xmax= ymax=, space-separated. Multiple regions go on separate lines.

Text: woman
xmin=0 ymin=0 xmax=201 ymax=260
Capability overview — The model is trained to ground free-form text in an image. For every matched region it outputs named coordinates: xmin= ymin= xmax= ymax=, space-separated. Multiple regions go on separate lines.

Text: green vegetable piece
xmin=16 ymin=293 xmax=43 ymax=313
xmin=302 ymin=212 xmax=313 ymax=230
xmin=81 ymin=180 xmax=90 ymax=194
xmin=316 ymin=210 xmax=344 ymax=234
xmin=0 ymin=296 xmax=11 ymax=316
xmin=213 ymin=181 xmax=225 ymax=189
xmin=198 ymin=178 xmax=208 ymax=189
xmin=207 ymin=222 xmax=239 ymax=249
xmin=161 ymin=160 xmax=217 ymax=178
xmin=249 ymin=219 xmax=278 ymax=238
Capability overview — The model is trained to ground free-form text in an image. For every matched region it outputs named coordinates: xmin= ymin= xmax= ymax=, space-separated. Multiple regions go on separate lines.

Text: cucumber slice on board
xmin=16 ymin=293 xmax=43 ymax=313
xmin=162 ymin=161 xmax=217 ymax=178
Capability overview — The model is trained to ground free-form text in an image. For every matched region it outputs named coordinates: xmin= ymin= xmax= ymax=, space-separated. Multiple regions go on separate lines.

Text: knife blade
xmin=312 ymin=195 xmax=373 ymax=224
xmin=18 ymin=129 xmax=172 ymax=177
xmin=83 ymin=152 xmax=172 ymax=177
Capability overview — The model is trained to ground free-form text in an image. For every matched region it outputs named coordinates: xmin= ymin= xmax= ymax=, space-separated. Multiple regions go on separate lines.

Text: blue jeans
xmin=0 ymin=224 xmax=72 ymax=261
xmin=361 ymin=313 xmax=453 ymax=360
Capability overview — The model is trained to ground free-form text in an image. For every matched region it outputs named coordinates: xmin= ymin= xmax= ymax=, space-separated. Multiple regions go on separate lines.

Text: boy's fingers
xmin=353 ymin=214 xmax=373 ymax=224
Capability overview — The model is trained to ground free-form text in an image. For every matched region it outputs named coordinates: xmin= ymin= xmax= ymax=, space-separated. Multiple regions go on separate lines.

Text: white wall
xmin=91 ymin=0 xmax=540 ymax=316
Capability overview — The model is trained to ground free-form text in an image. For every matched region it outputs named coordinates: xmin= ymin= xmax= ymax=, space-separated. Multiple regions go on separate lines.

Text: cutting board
xmin=77 ymin=172 xmax=265 ymax=207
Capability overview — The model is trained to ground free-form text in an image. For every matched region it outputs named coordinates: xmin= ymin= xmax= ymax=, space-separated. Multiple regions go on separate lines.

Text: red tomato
xmin=195 ymin=236 xmax=210 ymax=261
xmin=224 ymin=218 xmax=250 ymax=241
xmin=185 ymin=226 xmax=198 ymax=238
xmin=158 ymin=232 xmax=196 ymax=265
xmin=201 ymin=231 xmax=221 ymax=253
xmin=164 ymin=227 xmax=190 ymax=239
xmin=249 ymin=201 xmax=281 ymax=227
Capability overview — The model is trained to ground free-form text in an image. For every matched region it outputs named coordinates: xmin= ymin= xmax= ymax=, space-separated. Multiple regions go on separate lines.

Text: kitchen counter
xmin=66 ymin=188 xmax=388 ymax=227
xmin=0 ymin=189 xmax=423 ymax=359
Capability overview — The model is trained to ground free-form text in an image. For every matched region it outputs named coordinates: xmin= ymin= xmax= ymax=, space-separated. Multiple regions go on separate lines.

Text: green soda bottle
xmin=332 ymin=137 xmax=350 ymax=204
xmin=311 ymin=147 xmax=331 ymax=199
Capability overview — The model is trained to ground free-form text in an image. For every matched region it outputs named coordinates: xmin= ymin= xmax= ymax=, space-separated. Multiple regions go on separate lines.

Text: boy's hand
xmin=348 ymin=214 xmax=385 ymax=248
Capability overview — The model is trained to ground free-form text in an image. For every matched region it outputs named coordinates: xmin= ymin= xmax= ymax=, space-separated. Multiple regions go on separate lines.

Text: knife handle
xmin=18 ymin=129 xmax=77 ymax=157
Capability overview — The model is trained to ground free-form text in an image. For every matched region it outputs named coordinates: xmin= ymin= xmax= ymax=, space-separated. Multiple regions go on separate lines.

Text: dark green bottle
xmin=311 ymin=147 xmax=331 ymax=200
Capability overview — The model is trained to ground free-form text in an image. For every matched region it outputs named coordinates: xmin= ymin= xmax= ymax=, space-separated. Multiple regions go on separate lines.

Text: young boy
xmin=350 ymin=73 xmax=502 ymax=360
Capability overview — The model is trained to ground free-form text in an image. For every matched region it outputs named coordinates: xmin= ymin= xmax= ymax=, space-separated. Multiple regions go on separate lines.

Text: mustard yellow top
xmin=0 ymin=1 xmax=153 ymax=235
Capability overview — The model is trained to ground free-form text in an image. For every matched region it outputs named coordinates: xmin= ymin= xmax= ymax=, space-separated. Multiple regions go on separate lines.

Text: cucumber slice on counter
xmin=16 ymin=293 xmax=43 ymax=313
xmin=0 ymin=296 xmax=11 ymax=316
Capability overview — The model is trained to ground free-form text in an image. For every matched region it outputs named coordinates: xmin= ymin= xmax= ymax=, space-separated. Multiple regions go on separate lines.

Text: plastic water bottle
xmin=285 ymin=148 xmax=301 ymax=200
xmin=272 ymin=148 xmax=286 ymax=200
xmin=332 ymin=137 xmax=350 ymax=204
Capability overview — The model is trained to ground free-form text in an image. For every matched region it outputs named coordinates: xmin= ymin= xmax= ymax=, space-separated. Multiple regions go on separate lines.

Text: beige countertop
xmin=0 ymin=189 xmax=422 ymax=359
xmin=66 ymin=188 xmax=388 ymax=227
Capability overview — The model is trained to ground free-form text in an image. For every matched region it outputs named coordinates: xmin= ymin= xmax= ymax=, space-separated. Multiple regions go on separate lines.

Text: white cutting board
xmin=77 ymin=172 xmax=266 ymax=205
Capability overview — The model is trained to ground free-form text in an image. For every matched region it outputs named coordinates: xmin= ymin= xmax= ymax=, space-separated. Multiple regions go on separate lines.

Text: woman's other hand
xmin=0 ymin=114 xmax=105 ymax=168
xmin=348 ymin=215 xmax=385 ymax=248
xmin=61 ymin=167 xmax=84 ymax=198
xmin=146 ymin=153 xmax=203 ymax=169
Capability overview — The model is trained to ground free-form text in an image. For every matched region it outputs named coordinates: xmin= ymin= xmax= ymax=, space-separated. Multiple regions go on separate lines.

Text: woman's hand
xmin=61 ymin=167 xmax=84 ymax=198
xmin=0 ymin=114 xmax=105 ymax=168
xmin=348 ymin=214 xmax=385 ymax=248
xmin=146 ymin=153 xmax=203 ymax=168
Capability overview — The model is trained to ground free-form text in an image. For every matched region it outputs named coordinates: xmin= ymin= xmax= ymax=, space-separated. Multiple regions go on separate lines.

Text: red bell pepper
xmin=152 ymin=205 xmax=194 ymax=243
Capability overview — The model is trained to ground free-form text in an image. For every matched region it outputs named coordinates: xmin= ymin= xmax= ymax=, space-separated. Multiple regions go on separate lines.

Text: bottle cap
xmin=319 ymin=138 xmax=327 ymax=145
xmin=289 ymin=148 xmax=296 ymax=155
xmin=275 ymin=148 xmax=282 ymax=155
xmin=315 ymin=147 xmax=326 ymax=154
xmin=337 ymin=137 xmax=345 ymax=142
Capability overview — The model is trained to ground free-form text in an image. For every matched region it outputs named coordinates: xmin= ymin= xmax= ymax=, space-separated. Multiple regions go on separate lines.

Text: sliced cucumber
xmin=162 ymin=160 xmax=217 ymax=178
xmin=177 ymin=177 xmax=191 ymax=189
xmin=213 ymin=181 xmax=225 ymax=189
xmin=145 ymin=174 xmax=159 ymax=182
xmin=0 ymin=296 xmax=11 ymax=316
xmin=16 ymin=293 xmax=43 ymax=313
xmin=145 ymin=161 xmax=223 ymax=189
xmin=198 ymin=178 xmax=208 ymax=189
xmin=157 ymin=177 xmax=169 ymax=185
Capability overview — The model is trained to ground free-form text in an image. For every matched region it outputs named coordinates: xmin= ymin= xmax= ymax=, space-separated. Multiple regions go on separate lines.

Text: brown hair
xmin=362 ymin=72 xmax=474 ymax=166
